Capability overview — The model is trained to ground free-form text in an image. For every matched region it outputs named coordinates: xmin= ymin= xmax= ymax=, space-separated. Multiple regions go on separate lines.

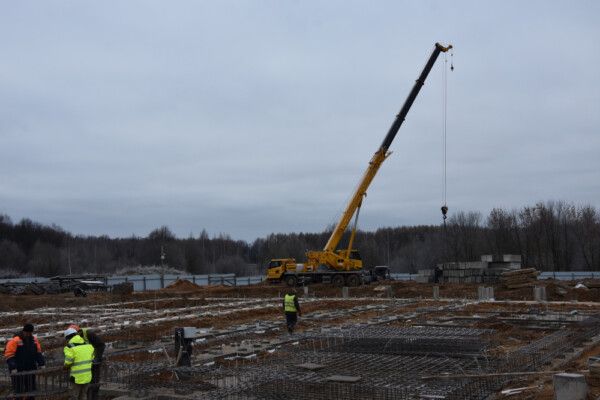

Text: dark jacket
xmin=4 ymin=333 xmax=45 ymax=371
xmin=80 ymin=329 xmax=105 ymax=361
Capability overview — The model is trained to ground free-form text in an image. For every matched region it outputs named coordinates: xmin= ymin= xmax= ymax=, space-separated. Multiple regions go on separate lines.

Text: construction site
xmin=2 ymin=2 xmax=599 ymax=394
xmin=2 ymin=279 xmax=600 ymax=399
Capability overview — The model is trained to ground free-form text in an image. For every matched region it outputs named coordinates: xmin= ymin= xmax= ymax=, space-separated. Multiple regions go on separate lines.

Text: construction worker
xmin=4 ymin=323 xmax=45 ymax=400
xmin=283 ymin=288 xmax=301 ymax=334
xmin=67 ymin=325 xmax=104 ymax=400
xmin=433 ymin=266 xmax=443 ymax=284
xmin=63 ymin=327 xmax=94 ymax=400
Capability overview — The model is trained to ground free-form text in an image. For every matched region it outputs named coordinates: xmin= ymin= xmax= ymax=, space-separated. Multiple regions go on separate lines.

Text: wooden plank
xmin=500 ymin=268 xmax=538 ymax=277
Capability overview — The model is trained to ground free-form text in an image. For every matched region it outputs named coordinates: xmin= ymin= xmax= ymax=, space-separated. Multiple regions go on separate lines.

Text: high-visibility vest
xmin=64 ymin=335 xmax=94 ymax=384
xmin=284 ymin=294 xmax=297 ymax=313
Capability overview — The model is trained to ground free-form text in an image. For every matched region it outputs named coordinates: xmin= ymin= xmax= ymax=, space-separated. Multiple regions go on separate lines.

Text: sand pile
xmin=164 ymin=279 xmax=203 ymax=292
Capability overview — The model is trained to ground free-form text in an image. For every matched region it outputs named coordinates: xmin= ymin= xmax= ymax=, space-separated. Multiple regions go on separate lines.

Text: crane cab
xmin=266 ymin=258 xmax=298 ymax=281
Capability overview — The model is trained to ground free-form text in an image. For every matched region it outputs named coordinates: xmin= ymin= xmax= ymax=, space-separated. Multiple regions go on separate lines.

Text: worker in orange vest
xmin=4 ymin=324 xmax=45 ymax=400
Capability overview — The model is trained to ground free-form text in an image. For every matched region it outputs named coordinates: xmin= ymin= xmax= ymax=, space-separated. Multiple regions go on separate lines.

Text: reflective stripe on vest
xmin=284 ymin=294 xmax=297 ymax=313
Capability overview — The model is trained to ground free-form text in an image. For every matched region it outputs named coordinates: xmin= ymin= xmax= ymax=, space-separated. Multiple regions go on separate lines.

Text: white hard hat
xmin=64 ymin=327 xmax=78 ymax=338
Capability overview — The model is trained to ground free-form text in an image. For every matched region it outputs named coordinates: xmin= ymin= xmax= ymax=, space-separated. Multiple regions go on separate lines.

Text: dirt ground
xmin=3 ymin=278 xmax=600 ymax=399
xmin=3 ymin=277 xmax=600 ymax=313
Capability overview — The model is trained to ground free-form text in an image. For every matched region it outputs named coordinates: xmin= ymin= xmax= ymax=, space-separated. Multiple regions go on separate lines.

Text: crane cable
xmin=441 ymin=50 xmax=453 ymax=261
xmin=441 ymin=50 xmax=453 ymax=224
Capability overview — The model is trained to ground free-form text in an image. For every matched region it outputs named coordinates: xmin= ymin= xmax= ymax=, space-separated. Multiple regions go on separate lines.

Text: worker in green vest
xmin=63 ymin=327 xmax=95 ymax=400
xmin=283 ymin=288 xmax=302 ymax=334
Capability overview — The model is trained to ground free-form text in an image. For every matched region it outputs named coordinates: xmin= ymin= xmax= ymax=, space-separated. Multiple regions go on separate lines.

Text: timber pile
xmin=499 ymin=268 xmax=539 ymax=289
xmin=0 ymin=277 xmax=111 ymax=295
xmin=0 ymin=282 xmax=64 ymax=295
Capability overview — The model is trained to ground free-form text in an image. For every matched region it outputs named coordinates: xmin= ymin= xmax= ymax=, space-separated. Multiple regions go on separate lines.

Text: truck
xmin=267 ymin=43 xmax=452 ymax=287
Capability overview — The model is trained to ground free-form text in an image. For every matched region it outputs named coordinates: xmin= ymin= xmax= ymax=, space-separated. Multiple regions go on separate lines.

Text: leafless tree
xmin=572 ymin=205 xmax=600 ymax=269
xmin=446 ymin=211 xmax=483 ymax=262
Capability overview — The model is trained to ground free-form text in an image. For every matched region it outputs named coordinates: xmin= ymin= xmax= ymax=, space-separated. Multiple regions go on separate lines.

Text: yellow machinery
xmin=267 ymin=43 xmax=453 ymax=286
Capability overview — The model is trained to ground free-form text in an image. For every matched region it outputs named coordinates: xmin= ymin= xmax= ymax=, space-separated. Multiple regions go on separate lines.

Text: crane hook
xmin=441 ymin=205 xmax=448 ymax=220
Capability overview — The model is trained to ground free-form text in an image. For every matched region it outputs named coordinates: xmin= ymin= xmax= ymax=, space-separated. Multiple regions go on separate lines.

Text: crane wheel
xmin=346 ymin=275 xmax=360 ymax=287
xmin=332 ymin=275 xmax=345 ymax=287
xmin=285 ymin=276 xmax=298 ymax=287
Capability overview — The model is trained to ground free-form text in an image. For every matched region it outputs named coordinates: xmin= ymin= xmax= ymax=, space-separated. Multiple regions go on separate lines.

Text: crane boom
xmin=322 ymin=42 xmax=452 ymax=253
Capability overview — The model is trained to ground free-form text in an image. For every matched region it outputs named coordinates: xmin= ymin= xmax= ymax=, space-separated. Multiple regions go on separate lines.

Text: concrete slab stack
xmin=416 ymin=254 xmax=523 ymax=284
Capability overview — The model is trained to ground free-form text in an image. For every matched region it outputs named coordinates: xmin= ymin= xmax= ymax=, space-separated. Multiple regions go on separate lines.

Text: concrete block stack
xmin=441 ymin=261 xmax=485 ymax=283
xmin=440 ymin=255 xmax=522 ymax=284
xmin=499 ymin=268 xmax=540 ymax=289
xmin=414 ymin=254 xmax=522 ymax=284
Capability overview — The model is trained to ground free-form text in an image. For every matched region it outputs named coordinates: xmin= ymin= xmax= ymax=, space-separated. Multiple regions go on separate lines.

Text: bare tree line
xmin=443 ymin=201 xmax=600 ymax=272
xmin=0 ymin=201 xmax=599 ymax=277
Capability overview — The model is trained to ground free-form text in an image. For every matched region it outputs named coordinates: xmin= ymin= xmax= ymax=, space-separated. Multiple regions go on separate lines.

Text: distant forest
xmin=1 ymin=201 xmax=599 ymax=277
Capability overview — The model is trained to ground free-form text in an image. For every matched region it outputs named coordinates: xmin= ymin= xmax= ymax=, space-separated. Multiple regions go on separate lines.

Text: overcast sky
xmin=1 ymin=1 xmax=599 ymax=242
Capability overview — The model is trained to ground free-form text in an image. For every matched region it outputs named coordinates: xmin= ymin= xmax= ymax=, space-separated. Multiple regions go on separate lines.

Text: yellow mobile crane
xmin=267 ymin=43 xmax=453 ymax=287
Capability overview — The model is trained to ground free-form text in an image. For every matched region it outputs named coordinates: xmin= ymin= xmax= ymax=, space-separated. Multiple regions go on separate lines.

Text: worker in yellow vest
xmin=283 ymin=289 xmax=302 ymax=334
xmin=67 ymin=324 xmax=105 ymax=400
xmin=63 ymin=327 xmax=95 ymax=400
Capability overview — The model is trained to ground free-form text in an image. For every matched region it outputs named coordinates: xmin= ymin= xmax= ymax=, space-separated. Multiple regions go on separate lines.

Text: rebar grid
xmin=10 ymin=313 xmax=597 ymax=399
xmin=165 ymin=329 xmax=499 ymax=399
xmin=501 ymin=314 xmax=600 ymax=372
xmin=304 ymin=325 xmax=494 ymax=338
xmin=0 ymin=366 xmax=70 ymax=400
xmin=86 ymin=324 xmax=497 ymax=398
xmin=302 ymin=325 xmax=492 ymax=356
xmin=200 ymin=318 xmax=600 ymax=399
xmin=198 ymin=356 xmax=497 ymax=400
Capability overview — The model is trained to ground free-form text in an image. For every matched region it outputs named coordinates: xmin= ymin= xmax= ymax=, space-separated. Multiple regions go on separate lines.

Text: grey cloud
xmin=1 ymin=1 xmax=599 ymax=241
